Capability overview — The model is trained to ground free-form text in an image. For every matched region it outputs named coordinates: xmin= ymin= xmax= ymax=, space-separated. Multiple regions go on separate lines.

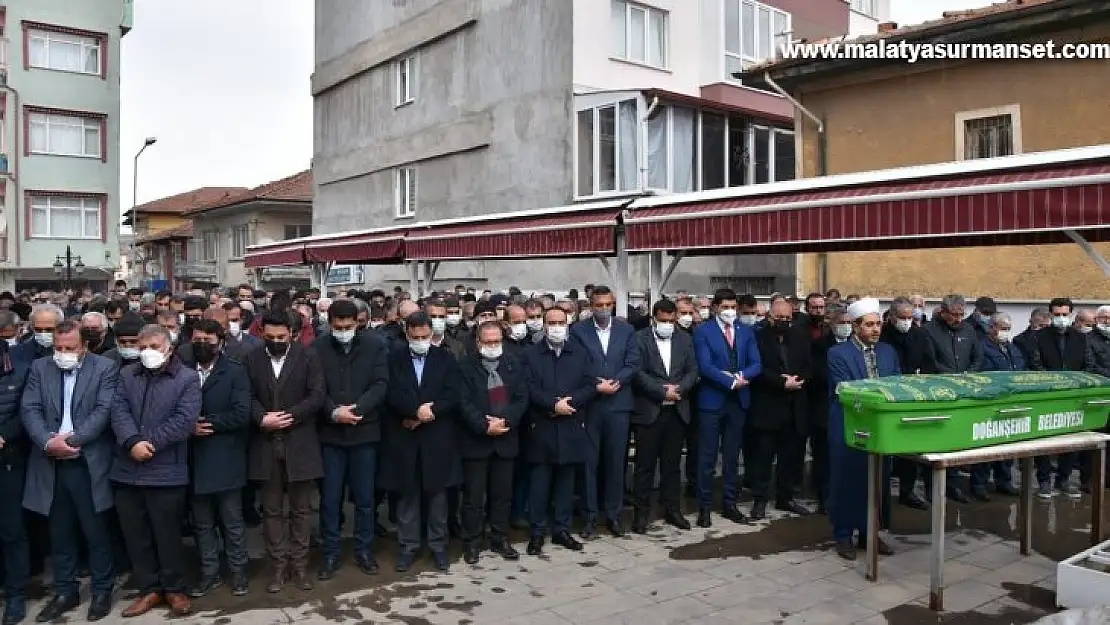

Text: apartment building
xmin=311 ymin=0 xmax=871 ymax=293
xmin=0 ymin=0 xmax=130 ymax=291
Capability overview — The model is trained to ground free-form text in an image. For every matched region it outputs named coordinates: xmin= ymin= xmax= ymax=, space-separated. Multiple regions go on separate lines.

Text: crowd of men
xmin=0 ymin=280 xmax=1105 ymax=625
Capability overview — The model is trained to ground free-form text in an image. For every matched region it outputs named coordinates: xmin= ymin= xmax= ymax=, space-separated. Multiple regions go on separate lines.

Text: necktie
xmin=724 ymin=323 xmax=734 ymax=348
xmin=864 ymin=347 xmax=878 ymax=379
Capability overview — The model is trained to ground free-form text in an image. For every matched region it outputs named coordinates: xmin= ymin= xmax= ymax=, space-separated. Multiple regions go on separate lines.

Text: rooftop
xmin=184 ymin=169 xmax=313 ymax=216
xmin=134 ymin=222 xmax=194 ymax=245
xmin=132 ymin=186 xmax=246 ymax=215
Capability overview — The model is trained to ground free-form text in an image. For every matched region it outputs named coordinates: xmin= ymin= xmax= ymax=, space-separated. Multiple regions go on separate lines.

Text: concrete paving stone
xmin=692 ymin=599 xmax=793 ymax=624
xmin=757 ymin=579 xmax=852 ymax=614
xmin=979 ymin=558 xmax=1062 ymax=587
xmin=762 ymin=555 xmax=852 ymax=587
xmin=626 ymin=569 xmax=728 ymax=602
xmin=512 ymin=580 xmax=616 ymax=613
xmin=1020 ymin=551 xmax=1062 ymax=572
xmin=944 ymin=529 xmax=1006 ymax=553
xmin=581 ymin=595 xmax=718 ymax=625
xmin=1034 ymin=573 xmax=1057 ymax=593
xmin=600 ymin=561 xmax=699 ymax=590
xmin=874 ymin=547 xmax=933 ymax=576
xmin=853 ymin=615 xmax=892 ymax=625
xmin=693 ymin=575 xmax=789 ymax=609
xmin=780 ymin=597 xmax=878 ymax=624
xmin=823 ymin=568 xmax=877 ymax=591
xmin=522 ymin=563 xmax=608 ymax=590
xmin=849 ymin=577 xmax=930 ymax=612
xmin=594 ymin=545 xmax=672 ymax=571
xmin=501 ymin=608 xmax=575 ymax=624
xmin=898 ymin=560 xmax=990 ymax=589
xmin=700 ymin=554 xmax=795 ymax=580
xmin=954 ymin=541 xmax=1027 ymax=570
xmin=549 ymin=589 xmax=655 ymax=622
xmin=931 ymin=578 xmax=1008 ymax=612
xmin=976 ymin=595 xmax=1053 ymax=618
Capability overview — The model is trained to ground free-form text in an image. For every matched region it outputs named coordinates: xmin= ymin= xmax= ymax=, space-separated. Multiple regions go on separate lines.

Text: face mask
xmin=699 ymin=308 xmax=711 ymax=319
xmin=178 ymin=313 xmax=186 ymax=325
xmin=254 ymin=299 xmax=266 ymax=308
xmin=895 ymin=319 xmax=913 ymax=333
xmin=593 ymin=309 xmax=612 ymax=324
xmin=265 ymin=340 xmax=289 ymax=358
xmin=228 ymin=321 xmax=241 ymax=337
xmin=53 ymin=351 xmax=80 ymax=371
xmin=578 ymin=311 xmax=592 ymax=322
xmin=140 ymin=348 xmax=167 ymax=370
xmin=509 ymin=323 xmax=528 ymax=341
xmin=1079 ymin=325 xmax=1094 ymax=334
xmin=192 ymin=342 xmax=218 ymax=365
xmin=409 ymin=339 xmax=431 ymax=356
xmin=34 ymin=332 xmax=54 ymax=348
xmin=834 ymin=324 xmax=853 ymax=340
xmin=5 ymin=337 xmax=18 ymax=347
xmin=333 ymin=329 xmax=356 ymax=344
xmin=1052 ymin=315 xmax=1073 ymax=331
xmin=913 ymin=308 xmax=924 ymax=318
xmin=168 ymin=330 xmax=179 ymax=344
xmin=446 ymin=313 xmax=462 ymax=327
xmin=719 ymin=309 xmax=738 ymax=325
xmin=741 ymin=314 xmax=762 ymax=326
xmin=318 ymin=311 xmax=329 ymax=323
xmin=1099 ymin=324 xmax=1110 ymax=337
xmin=677 ymin=314 xmax=694 ymax=329
xmin=370 ymin=320 xmax=384 ymax=329
xmin=996 ymin=330 xmax=1013 ymax=343
xmin=81 ymin=328 xmax=103 ymax=346
xmin=525 ymin=318 xmax=543 ymax=332
xmin=654 ymin=322 xmax=674 ymax=339
xmin=128 ymin=302 xmax=140 ymax=311
xmin=546 ymin=325 xmax=568 ymax=344
xmin=430 ymin=318 xmax=447 ymax=336
xmin=118 ymin=346 xmax=140 ymax=360
xmin=480 ymin=345 xmax=503 ymax=360
xmin=771 ymin=319 xmax=791 ymax=332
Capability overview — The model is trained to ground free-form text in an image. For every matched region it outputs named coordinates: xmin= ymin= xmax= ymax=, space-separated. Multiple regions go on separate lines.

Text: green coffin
xmin=837 ymin=371 xmax=1110 ymax=454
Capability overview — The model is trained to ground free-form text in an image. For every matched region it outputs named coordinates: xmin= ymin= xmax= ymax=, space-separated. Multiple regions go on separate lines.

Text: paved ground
xmin=10 ymin=488 xmax=1087 ymax=625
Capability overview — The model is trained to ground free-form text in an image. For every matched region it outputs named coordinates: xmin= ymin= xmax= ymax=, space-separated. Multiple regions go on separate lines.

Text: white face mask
xmin=446 ymin=313 xmax=462 ymax=327
xmin=178 ymin=313 xmax=185 ymax=325
xmin=677 ymin=314 xmax=694 ymax=329
xmin=333 ymin=329 xmax=356 ymax=344
xmin=719 ymin=309 xmax=738 ymax=325
xmin=509 ymin=323 xmax=528 ymax=341
xmin=699 ymin=308 xmax=711 ymax=319
xmin=525 ymin=318 xmax=543 ymax=332
xmin=34 ymin=332 xmax=54 ymax=348
xmin=1052 ymin=315 xmax=1073 ymax=330
xmin=140 ymin=348 xmax=167 ymax=370
xmin=654 ymin=322 xmax=675 ymax=339
xmin=479 ymin=345 xmax=503 ymax=360
xmin=118 ymin=346 xmax=140 ymax=360
xmin=168 ymin=330 xmax=178 ymax=344
xmin=578 ymin=310 xmax=592 ymax=322
xmin=5 ymin=337 xmax=18 ymax=347
xmin=546 ymin=325 xmax=568 ymax=344
xmin=128 ymin=301 xmax=140 ymax=312
xmin=430 ymin=318 xmax=447 ymax=336
xmin=318 ymin=311 xmax=329 ymax=323
xmin=1099 ymin=323 xmax=1110 ymax=337
xmin=228 ymin=321 xmax=241 ymax=337
xmin=370 ymin=320 xmax=384 ymax=329
xmin=740 ymin=314 xmax=761 ymax=326
xmin=1079 ymin=325 xmax=1094 ymax=334
xmin=409 ymin=339 xmax=431 ymax=356
xmin=53 ymin=351 xmax=80 ymax=371
xmin=895 ymin=319 xmax=913 ymax=333
xmin=834 ymin=324 xmax=853 ymax=340
xmin=996 ymin=330 xmax=1013 ymax=343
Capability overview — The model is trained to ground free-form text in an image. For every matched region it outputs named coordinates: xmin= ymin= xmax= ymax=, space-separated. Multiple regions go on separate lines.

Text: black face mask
xmin=183 ymin=316 xmax=201 ymax=328
xmin=265 ymin=340 xmax=289 ymax=358
xmin=772 ymin=319 xmax=791 ymax=332
xmin=80 ymin=328 xmax=103 ymax=346
xmin=192 ymin=342 xmax=218 ymax=365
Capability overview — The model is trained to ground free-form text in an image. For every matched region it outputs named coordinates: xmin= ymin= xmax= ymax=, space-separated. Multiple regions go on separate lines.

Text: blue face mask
xmin=593 ymin=309 xmax=612 ymax=324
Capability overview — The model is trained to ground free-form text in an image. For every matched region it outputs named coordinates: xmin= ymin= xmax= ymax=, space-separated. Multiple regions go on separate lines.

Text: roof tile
xmin=133 ymin=186 xmax=246 ymax=215
xmin=184 ymin=169 xmax=313 ymax=215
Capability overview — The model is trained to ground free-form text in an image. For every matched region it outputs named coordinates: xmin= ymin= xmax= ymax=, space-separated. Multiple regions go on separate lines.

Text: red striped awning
xmin=303 ymin=230 xmax=406 ymax=264
xmin=404 ymin=205 xmax=626 ymax=260
xmin=624 ymin=162 xmax=1110 ymax=253
xmin=243 ymin=242 xmax=306 ymax=268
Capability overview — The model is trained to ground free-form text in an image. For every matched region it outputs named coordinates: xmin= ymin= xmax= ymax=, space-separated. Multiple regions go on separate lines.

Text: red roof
xmin=133 ymin=187 xmax=246 ymax=215
xmin=185 ymin=169 xmax=313 ymax=216
xmin=134 ymin=222 xmax=194 ymax=245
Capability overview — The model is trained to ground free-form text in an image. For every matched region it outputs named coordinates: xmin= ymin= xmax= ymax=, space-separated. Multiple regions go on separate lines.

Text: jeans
xmin=115 ymin=485 xmax=188 ymax=595
xmin=0 ymin=460 xmax=30 ymax=602
xmin=192 ymin=488 xmax=248 ymax=579
xmin=320 ymin=443 xmax=377 ymax=560
xmin=969 ymin=461 xmax=1014 ymax=491
xmin=510 ymin=457 xmax=532 ymax=521
xmin=583 ymin=410 xmax=631 ymax=524
xmin=50 ymin=460 xmax=114 ymax=597
xmin=529 ymin=462 xmax=576 ymax=537
xmin=697 ymin=401 xmax=746 ymax=510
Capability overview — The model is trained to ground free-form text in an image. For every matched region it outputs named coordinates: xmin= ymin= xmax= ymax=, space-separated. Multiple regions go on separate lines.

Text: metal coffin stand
xmin=864 ymin=431 xmax=1110 ymax=611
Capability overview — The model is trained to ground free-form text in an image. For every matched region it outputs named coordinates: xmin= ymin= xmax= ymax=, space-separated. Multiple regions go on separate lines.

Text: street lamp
xmin=52 ymin=245 xmax=85 ymax=291
xmin=130 ymin=136 xmax=157 ymax=286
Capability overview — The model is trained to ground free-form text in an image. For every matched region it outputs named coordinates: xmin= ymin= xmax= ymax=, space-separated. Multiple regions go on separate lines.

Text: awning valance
xmin=243 ymin=242 xmax=306 ymax=268
xmin=303 ymin=229 xmax=406 ymax=264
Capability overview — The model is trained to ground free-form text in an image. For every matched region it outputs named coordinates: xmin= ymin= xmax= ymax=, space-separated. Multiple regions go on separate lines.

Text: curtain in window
xmin=647 ymin=106 xmax=668 ymax=190
xmin=672 ymin=107 xmax=696 ymax=193
xmin=618 ymin=100 xmax=638 ymax=191
xmin=598 ymin=107 xmax=617 ymax=192
xmin=577 ymin=110 xmax=595 ymax=196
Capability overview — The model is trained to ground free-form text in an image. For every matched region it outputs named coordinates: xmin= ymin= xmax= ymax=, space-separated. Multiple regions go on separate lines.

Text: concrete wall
xmin=3 ymin=0 xmax=125 ymax=288
xmin=794 ymin=21 xmax=1110 ymax=300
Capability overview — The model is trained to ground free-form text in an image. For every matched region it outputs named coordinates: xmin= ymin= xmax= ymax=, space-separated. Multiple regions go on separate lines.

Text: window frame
xmin=23 ymin=21 xmax=107 ymax=78
xmin=25 ymin=107 xmax=107 ymax=161
xmin=611 ymin=0 xmax=669 ymax=69
xmin=394 ymin=166 xmax=418 ymax=219
xmin=395 ymin=53 xmax=417 ymax=107
xmin=723 ymin=0 xmax=791 ymax=83
xmin=229 ymin=223 xmax=252 ymax=259
xmin=27 ymin=192 xmax=105 ymax=240
xmin=201 ymin=230 xmax=220 ymax=262
xmin=574 ymin=98 xmax=640 ymax=199
xmin=955 ymin=104 xmax=1022 ymax=161
xmin=849 ymin=0 xmax=878 ymax=18
xmin=283 ymin=224 xmax=313 ymax=240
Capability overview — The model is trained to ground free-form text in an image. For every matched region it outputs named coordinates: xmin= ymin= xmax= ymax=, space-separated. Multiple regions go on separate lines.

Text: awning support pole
xmin=406 ymin=261 xmax=419 ymax=296
xmin=251 ymin=268 xmax=263 ymax=289
xmin=615 ymin=230 xmax=629 ymax=319
xmin=422 ymin=261 xmax=441 ymax=295
xmin=598 ymin=255 xmax=613 ymax=283
xmin=1065 ymin=230 xmax=1110 ymax=277
xmin=660 ymin=251 xmax=684 ymax=296
xmin=647 ymin=252 xmax=662 ymax=303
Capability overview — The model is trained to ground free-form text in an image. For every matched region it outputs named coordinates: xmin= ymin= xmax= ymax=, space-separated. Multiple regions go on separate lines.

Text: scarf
xmin=482 ymin=358 xmax=508 ymax=413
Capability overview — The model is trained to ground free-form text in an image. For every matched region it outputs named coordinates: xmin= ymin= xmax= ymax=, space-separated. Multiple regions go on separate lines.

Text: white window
xmin=850 ymin=0 xmax=878 ymax=18
xmin=230 ymin=224 xmax=251 ymax=258
xmin=611 ymin=1 xmax=668 ymax=68
xmin=202 ymin=231 xmax=219 ymax=261
xmin=724 ymin=0 xmax=791 ymax=80
xmin=395 ymin=167 xmax=417 ymax=218
xmin=576 ymin=100 xmax=639 ymax=197
xmin=956 ymin=105 xmax=1021 ymax=161
xmin=27 ymin=28 xmax=102 ymax=75
xmin=29 ymin=112 xmax=102 ymax=158
xmin=395 ymin=54 xmax=417 ymax=107
xmin=30 ymin=195 xmax=101 ymax=239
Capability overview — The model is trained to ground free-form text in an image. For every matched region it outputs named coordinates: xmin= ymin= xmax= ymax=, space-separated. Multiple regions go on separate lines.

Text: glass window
xmin=394 ymin=167 xmax=417 ymax=218
xmin=395 ymin=53 xmax=416 ymax=106
xmin=753 ymin=126 xmax=771 ymax=184
xmin=577 ymin=109 xmax=595 ymax=197
xmin=963 ymin=115 xmax=1014 ymax=160
xmin=576 ymin=99 xmax=640 ymax=196
xmin=597 ymin=106 xmax=617 ymax=192
xmin=727 ymin=115 xmax=748 ymax=187
xmin=725 ymin=1 xmax=791 ymax=81
xmin=28 ymin=113 xmax=102 ymax=158
xmin=774 ymin=130 xmax=795 ymax=181
xmin=29 ymin=195 xmax=101 ymax=239
xmin=647 ymin=106 xmax=669 ymax=190
xmin=26 ymin=29 xmax=102 ymax=75
xmin=701 ymin=112 xmax=727 ymax=191
xmin=611 ymin=1 xmax=668 ymax=67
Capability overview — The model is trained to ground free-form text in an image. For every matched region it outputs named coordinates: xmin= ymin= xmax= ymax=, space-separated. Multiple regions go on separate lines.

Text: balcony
xmin=122 ymin=0 xmax=134 ymax=35
xmin=176 ymin=261 xmax=217 ymax=280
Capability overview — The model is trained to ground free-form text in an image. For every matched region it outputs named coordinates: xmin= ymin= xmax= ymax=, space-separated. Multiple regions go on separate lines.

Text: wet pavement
xmin=4 ymin=487 xmax=1101 ymax=624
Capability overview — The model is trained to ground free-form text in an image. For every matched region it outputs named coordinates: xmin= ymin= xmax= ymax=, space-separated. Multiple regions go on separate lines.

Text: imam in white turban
xmin=848 ymin=297 xmax=882 ymax=320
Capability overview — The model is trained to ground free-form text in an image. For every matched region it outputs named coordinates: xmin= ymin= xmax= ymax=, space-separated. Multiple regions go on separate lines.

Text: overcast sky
xmin=118 ymin=0 xmax=989 ymax=209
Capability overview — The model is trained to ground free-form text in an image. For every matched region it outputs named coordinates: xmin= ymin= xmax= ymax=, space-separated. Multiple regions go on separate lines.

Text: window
xmin=395 ymin=167 xmax=417 ymax=218
xmin=27 ymin=27 xmax=102 ymax=75
xmin=28 ymin=111 xmax=103 ymax=158
xmin=230 ymin=224 xmax=251 ymax=258
xmin=611 ymin=1 xmax=668 ymax=68
xmin=30 ymin=195 xmax=102 ymax=239
xmin=724 ymin=0 xmax=791 ymax=80
xmin=955 ymin=105 xmax=1021 ymax=161
xmin=284 ymin=224 xmax=312 ymax=240
xmin=171 ymin=241 xmax=183 ymax=264
xmin=710 ymin=275 xmax=776 ymax=295
xmin=395 ymin=53 xmax=416 ymax=106
xmin=576 ymin=100 xmax=639 ymax=197
xmin=202 ymin=231 xmax=219 ymax=261
xmin=850 ymin=0 xmax=878 ymax=18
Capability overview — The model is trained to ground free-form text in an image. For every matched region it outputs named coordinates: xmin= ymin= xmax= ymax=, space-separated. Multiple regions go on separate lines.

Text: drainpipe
xmin=639 ymin=96 xmax=660 ymax=191
xmin=764 ymin=72 xmax=829 ymax=291
xmin=0 ymin=84 xmax=21 ymax=270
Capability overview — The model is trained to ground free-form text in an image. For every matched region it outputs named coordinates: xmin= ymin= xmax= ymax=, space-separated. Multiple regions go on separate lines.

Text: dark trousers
xmin=631 ymin=407 xmax=685 ymax=514
xmin=969 ymin=461 xmax=1014 ymax=491
xmin=115 ymin=485 xmax=187 ymax=595
xmin=397 ymin=488 xmax=448 ymax=555
xmin=1036 ymin=453 xmax=1078 ymax=486
xmin=259 ymin=442 xmax=315 ymax=574
xmin=0 ymin=461 xmax=30 ymax=601
xmin=461 ymin=455 xmax=514 ymax=545
xmin=684 ymin=411 xmax=699 ymax=487
xmin=697 ymin=400 xmax=746 ymax=510
xmin=529 ymin=462 xmax=576 ymax=537
xmin=894 ymin=458 xmax=933 ymax=496
xmin=320 ymin=443 xmax=377 ymax=560
xmin=584 ymin=410 xmax=631 ymax=523
xmin=50 ymin=460 xmax=114 ymax=597
xmin=192 ymin=488 xmax=248 ymax=579
xmin=809 ymin=425 xmax=829 ymax=505
xmin=510 ymin=456 xmax=532 ymax=521
xmin=749 ymin=425 xmax=806 ymax=504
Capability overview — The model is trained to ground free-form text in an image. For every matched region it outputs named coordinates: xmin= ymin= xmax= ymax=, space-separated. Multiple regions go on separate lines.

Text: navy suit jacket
xmin=827 ymin=340 xmax=901 ymax=432
xmin=569 ymin=318 xmax=641 ymax=413
xmin=693 ymin=318 xmax=762 ymax=411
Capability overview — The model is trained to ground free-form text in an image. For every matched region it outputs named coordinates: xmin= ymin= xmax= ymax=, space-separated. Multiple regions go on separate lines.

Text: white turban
xmin=848 ymin=297 xmax=882 ymax=320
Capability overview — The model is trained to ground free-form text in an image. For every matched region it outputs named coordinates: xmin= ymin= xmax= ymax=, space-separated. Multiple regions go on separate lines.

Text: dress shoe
xmin=293 ymin=571 xmax=314 ymax=591
xmin=775 ymin=499 xmax=811 ymax=516
xmin=231 ymin=573 xmax=249 ymax=597
xmin=36 ymin=594 xmax=79 ymax=623
xmin=165 ymin=593 xmax=192 ymax=616
xmin=696 ymin=508 xmax=712 ymax=528
xmin=970 ymin=487 xmax=991 ymax=502
xmin=815 ymin=500 xmax=828 ymax=515
xmin=749 ymin=501 xmax=767 ymax=520
xmin=579 ymin=520 xmax=597 ymax=540
xmin=121 ymin=592 xmax=163 ymax=618
xmin=433 ymin=551 xmax=450 ymax=572
xmin=664 ymin=510 xmax=691 ymax=530
xmin=835 ymin=540 xmax=857 ymax=561
xmin=374 ymin=521 xmax=388 ymax=537
xmin=722 ymin=505 xmax=748 ymax=524
xmin=553 ymin=531 xmax=584 ymax=551
xmin=631 ymin=511 xmax=649 ymax=534
xmin=947 ymin=487 xmax=972 ymax=504
xmin=448 ymin=519 xmax=463 ymax=540
xmin=899 ymin=491 xmax=930 ymax=510
xmin=317 ymin=558 xmax=341 ymax=581
xmin=3 ymin=598 xmax=26 ymax=625
xmin=858 ymin=536 xmax=895 ymax=556
xmin=464 ymin=544 xmax=481 ymax=565
xmin=395 ymin=551 xmax=416 ymax=573
xmin=87 ymin=594 xmax=112 ymax=622
xmin=265 ymin=570 xmax=286 ymax=594
xmin=490 ymin=539 xmax=520 ymax=560
xmin=607 ymin=520 xmax=626 ymax=538
xmin=996 ymin=482 xmax=1020 ymax=496
xmin=189 ymin=576 xmax=224 ymax=598
xmin=356 ymin=553 xmax=380 ymax=575
xmin=526 ymin=536 xmax=544 ymax=556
